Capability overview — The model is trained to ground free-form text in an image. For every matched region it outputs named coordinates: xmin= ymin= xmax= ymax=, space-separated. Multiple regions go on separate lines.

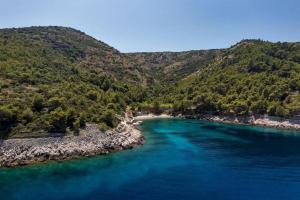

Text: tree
xmin=86 ymin=91 xmax=98 ymax=101
xmin=232 ymin=100 xmax=249 ymax=115
xmin=66 ymin=108 xmax=77 ymax=128
xmin=268 ymin=102 xmax=288 ymax=117
xmin=32 ymin=94 xmax=45 ymax=111
xmin=48 ymin=97 xmax=63 ymax=111
xmin=101 ymin=78 xmax=111 ymax=91
xmin=250 ymin=100 xmax=267 ymax=115
xmin=21 ymin=108 xmax=34 ymax=123
xmin=48 ymin=108 xmax=68 ymax=133
xmin=153 ymin=101 xmax=161 ymax=114
xmin=0 ymin=106 xmax=17 ymax=138
xmin=0 ymin=106 xmax=17 ymax=126
xmin=101 ymin=109 xmax=117 ymax=128
xmin=78 ymin=113 xmax=86 ymax=127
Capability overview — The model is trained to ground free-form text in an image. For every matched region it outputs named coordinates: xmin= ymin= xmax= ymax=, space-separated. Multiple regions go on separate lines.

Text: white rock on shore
xmin=3 ymin=113 xmax=299 ymax=168
xmin=134 ymin=113 xmax=300 ymax=130
xmin=186 ymin=114 xmax=300 ymax=130
xmin=134 ymin=114 xmax=173 ymax=120
xmin=0 ymin=122 xmax=144 ymax=168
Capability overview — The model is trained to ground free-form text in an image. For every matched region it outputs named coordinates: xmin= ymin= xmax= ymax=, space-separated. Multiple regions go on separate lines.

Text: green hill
xmin=0 ymin=26 xmax=148 ymax=138
xmin=126 ymin=49 xmax=222 ymax=83
xmin=153 ymin=40 xmax=300 ymax=117
xmin=1 ymin=27 xmax=300 ymax=139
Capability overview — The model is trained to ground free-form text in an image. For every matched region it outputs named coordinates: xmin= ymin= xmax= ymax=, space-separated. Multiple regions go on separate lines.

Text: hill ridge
xmin=1 ymin=26 xmax=300 ymax=139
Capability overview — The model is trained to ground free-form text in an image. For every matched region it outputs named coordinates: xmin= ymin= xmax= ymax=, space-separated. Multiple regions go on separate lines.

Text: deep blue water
xmin=1 ymin=119 xmax=300 ymax=200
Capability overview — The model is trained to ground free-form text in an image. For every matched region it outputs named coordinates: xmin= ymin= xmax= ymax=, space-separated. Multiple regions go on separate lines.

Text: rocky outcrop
xmin=0 ymin=121 xmax=144 ymax=167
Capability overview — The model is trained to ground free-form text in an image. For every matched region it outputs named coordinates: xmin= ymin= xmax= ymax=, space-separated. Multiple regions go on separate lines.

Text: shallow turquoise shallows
xmin=1 ymin=119 xmax=300 ymax=200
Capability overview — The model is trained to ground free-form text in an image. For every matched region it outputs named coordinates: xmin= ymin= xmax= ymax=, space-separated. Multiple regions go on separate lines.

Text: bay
xmin=1 ymin=119 xmax=300 ymax=200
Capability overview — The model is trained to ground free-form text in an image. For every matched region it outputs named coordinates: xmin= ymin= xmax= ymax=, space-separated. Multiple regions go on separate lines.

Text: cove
xmin=1 ymin=118 xmax=300 ymax=200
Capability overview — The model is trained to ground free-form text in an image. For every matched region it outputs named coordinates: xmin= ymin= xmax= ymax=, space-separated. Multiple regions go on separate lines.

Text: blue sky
xmin=1 ymin=0 xmax=299 ymax=52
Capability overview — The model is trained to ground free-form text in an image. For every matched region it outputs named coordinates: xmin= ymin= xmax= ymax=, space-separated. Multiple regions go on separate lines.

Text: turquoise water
xmin=1 ymin=119 xmax=300 ymax=200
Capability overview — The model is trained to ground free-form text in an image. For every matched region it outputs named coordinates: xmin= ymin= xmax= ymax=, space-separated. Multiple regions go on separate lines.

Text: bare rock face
xmin=0 ymin=122 xmax=144 ymax=167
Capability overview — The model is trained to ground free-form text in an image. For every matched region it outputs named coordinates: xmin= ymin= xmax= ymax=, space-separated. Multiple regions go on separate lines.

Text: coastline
xmin=0 ymin=119 xmax=144 ymax=168
xmin=183 ymin=114 xmax=300 ymax=131
xmin=134 ymin=114 xmax=174 ymax=120
xmin=133 ymin=113 xmax=300 ymax=130
xmin=2 ymin=113 xmax=300 ymax=168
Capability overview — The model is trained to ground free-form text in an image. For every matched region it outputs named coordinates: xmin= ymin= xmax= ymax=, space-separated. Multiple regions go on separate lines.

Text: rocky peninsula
xmin=0 ymin=119 xmax=144 ymax=168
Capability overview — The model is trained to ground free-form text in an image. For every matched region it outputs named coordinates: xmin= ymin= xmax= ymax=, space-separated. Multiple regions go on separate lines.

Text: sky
xmin=0 ymin=0 xmax=299 ymax=52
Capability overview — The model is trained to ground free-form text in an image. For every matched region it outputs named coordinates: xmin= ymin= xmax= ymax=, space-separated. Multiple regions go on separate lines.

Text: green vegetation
xmin=152 ymin=40 xmax=300 ymax=118
xmin=0 ymin=27 xmax=147 ymax=139
xmin=1 ymin=27 xmax=300 ymax=139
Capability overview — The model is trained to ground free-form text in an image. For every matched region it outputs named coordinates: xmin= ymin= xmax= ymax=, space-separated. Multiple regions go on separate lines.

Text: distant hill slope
xmin=0 ymin=26 xmax=147 ymax=83
xmin=0 ymin=26 xmax=221 ymax=84
xmin=0 ymin=26 xmax=300 ymax=139
xmin=126 ymin=49 xmax=222 ymax=83
xmin=160 ymin=40 xmax=300 ymax=118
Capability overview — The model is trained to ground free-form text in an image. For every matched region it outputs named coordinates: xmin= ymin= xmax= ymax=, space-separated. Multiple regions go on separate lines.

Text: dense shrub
xmin=0 ymin=106 xmax=17 ymax=125
xmin=48 ymin=108 xmax=68 ymax=133
xmin=32 ymin=94 xmax=45 ymax=112
xmin=100 ymin=109 xmax=117 ymax=128
xmin=21 ymin=108 xmax=34 ymax=123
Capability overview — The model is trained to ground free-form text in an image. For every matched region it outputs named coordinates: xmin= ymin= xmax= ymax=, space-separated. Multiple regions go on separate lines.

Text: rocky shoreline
xmin=2 ymin=113 xmax=299 ymax=168
xmin=133 ymin=113 xmax=300 ymax=130
xmin=183 ymin=114 xmax=300 ymax=130
xmin=0 ymin=119 xmax=144 ymax=168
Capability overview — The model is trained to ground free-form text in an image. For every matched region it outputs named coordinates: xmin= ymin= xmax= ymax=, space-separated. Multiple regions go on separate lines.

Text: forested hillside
xmin=1 ymin=26 xmax=300 ymax=139
xmin=0 ymin=27 xmax=148 ymax=138
xmin=149 ymin=40 xmax=300 ymax=118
